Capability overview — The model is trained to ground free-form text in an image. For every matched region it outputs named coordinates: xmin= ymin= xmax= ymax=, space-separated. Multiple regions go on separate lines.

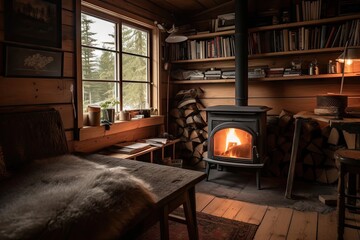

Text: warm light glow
xmin=225 ymin=128 xmax=241 ymax=152
xmin=338 ymin=59 xmax=354 ymax=65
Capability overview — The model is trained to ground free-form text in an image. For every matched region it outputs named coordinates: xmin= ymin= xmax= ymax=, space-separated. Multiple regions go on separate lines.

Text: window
xmin=81 ymin=12 xmax=151 ymax=112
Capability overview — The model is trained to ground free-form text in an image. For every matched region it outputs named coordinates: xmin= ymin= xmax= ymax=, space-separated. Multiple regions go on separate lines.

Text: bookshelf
xmin=171 ymin=73 xmax=360 ymax=84
xmin=169 ymin=13 xmax=360 ymax=83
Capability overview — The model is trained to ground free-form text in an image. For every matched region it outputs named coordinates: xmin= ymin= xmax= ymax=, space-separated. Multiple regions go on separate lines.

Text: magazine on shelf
xmin=145 ymin=138 xmax=169 ymax=147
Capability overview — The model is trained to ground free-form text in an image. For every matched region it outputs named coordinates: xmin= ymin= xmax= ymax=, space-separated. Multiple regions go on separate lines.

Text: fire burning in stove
xmin=214 ymin=128 xmax=252 ymax=160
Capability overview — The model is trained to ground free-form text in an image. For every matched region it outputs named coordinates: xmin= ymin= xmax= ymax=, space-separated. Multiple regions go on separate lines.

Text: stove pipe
xmin=235 ymin=0 xmax=248 ymax=106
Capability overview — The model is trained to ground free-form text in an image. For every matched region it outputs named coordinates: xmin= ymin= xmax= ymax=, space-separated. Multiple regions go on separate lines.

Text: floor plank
xmin=195 ymin=193 xmax=215 ymax=212
xmin=287 ymin=210 xmax=317 ymax=240
xmin=318 ymin=211 xmax=337 ymax=240
xmin=234 ymin=202 xmax=268 ymax=225
xmin=253 ymin=207 xmax=293 ymax=240
xmin=222 ymin=199 xmax=246 ymax=219
xmin=194 ymin=193 xmax=360 ymax=240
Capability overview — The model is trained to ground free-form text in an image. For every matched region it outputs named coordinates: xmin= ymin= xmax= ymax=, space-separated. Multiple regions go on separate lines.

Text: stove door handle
xmin=253 ymin=146 xmax=260 ymax=160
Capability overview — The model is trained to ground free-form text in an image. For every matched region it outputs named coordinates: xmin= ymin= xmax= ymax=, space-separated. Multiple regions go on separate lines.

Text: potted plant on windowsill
xmin=100 ymin=99 xmax=120 ymax=123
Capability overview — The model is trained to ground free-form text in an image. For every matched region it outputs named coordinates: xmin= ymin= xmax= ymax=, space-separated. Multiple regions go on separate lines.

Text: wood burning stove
xmin=203 ymin=0 xmax=271 ymax=189
xmin=204 ymin=106 xmax=270 ymax=189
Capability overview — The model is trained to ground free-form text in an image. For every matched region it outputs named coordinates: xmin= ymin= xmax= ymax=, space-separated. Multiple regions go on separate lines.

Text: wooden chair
xmin=335 ymin=149 xmax=360 ymax=240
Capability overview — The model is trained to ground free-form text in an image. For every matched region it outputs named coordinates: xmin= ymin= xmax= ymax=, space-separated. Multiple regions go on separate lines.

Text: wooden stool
xmin=335 ymin=149 xmax=360 ymax=240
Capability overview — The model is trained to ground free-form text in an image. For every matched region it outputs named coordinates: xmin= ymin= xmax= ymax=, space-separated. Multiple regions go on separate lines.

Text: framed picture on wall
xmin=4 ymin=0 xmax=62 ymax=48
xmin=5 ymin=46 xmax=63 ymax=77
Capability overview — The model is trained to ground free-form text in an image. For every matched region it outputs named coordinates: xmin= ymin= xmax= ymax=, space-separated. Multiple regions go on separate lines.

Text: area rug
xmin=137 ymin=210 xmax=257 ymax=240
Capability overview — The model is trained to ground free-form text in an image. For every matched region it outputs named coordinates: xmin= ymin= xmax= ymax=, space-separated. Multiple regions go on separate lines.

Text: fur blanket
xmin=0 ymin=155 xmax=156 ymax=240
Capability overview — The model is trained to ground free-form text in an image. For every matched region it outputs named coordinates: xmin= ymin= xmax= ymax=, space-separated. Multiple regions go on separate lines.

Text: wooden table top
xmin=83 ymin=154 xmax=206 ymax=205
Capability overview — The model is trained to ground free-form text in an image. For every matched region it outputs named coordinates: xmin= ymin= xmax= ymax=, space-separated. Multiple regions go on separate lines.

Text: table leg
xmin=285 ymin=118 xmax=303 ymax=199
xmin=183 ymin=187 xmax=199 ymax=240
xmin=160 ymin=205 xmax=169 ymax=240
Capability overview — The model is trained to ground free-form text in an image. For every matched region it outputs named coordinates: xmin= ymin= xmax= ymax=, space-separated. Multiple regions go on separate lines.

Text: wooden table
xmin=285 ymin=111 xmax=360 ymax=199
xmin=84 ymin=154 xmax=206 ymax=240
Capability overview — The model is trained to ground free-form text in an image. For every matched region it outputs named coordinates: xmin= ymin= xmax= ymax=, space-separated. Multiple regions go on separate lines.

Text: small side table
xmin=285 ymin=111 xmax=360 ymax=199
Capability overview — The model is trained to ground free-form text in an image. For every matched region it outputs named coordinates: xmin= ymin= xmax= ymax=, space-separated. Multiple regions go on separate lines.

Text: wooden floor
xmin=195 ymin=193 xmax=360 ymax=240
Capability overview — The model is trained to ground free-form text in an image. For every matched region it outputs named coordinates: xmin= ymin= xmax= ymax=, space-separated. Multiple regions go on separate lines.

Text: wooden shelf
xmin=172 ymin=56 xmax=235 ymax=63
xmin=248 ymin=14 xmax=360 ymax=32
xmin=185 ymin=14 xmax=360 ymax=39
xmin=171 ymin=47 xmax=360 ymax=63
xmin=171 ymin=73 xmax=360 ymax=84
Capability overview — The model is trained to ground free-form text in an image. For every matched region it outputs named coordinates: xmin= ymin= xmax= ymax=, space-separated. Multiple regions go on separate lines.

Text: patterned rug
xmin=137 ymin=210 xmax=257 ymax=240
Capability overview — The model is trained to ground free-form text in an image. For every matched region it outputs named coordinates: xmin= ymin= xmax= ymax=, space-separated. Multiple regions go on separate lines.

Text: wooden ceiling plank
xmin=126 ymin=0 xmax=174 ymax=21
xmin=196 ymin=0 xmax=218 ymax=9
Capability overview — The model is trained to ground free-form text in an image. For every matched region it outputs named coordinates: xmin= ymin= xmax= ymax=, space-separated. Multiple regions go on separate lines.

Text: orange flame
xmin=225 ymin=128 xmax=241 ymax=152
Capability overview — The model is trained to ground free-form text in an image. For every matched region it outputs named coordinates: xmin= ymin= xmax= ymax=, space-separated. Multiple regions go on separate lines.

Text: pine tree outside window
xmin=81 ymin=12 xmax=151 ymax=112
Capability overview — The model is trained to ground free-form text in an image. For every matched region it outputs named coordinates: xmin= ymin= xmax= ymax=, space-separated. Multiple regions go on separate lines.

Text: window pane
xmin=83 ymin=81 xmax=116 ymax=111
xmin=82 ymin=48 xmax=116 ymax=80
xmin=122 ymin=25 xmax=148 ymax=56
xmin=81 ymin=13 xmax=116 ymax=50
xmin=122 ymin=54 xmax=148 ymax=81
xmin=122 ymin=82 xmax=149 ymax=110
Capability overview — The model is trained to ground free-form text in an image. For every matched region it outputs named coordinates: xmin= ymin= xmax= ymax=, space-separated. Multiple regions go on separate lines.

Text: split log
xmin=170 ymin=108 xmax=183 ymax=118
xmin=178 ymin=98 xmax=196 ymax=109
xmin=176 ymin=118 xmax=186 ymax=128
xmin=342 ymin=130 xmax=356 ymax=149
xmin=328 ymin=128 xmax=340 ymax=145
xmin=183 ymin=141 xmax=194 ymax=152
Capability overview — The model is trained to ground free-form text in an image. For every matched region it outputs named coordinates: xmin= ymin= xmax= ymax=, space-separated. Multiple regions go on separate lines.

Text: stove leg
xmin=205 ymin=162 xmax=211 ymax=181
xmin=256 ymin=169 xmax=261 ymax=190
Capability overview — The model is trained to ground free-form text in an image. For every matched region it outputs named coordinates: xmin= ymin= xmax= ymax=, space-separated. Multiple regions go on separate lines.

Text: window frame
xmin=81 ymin=7 xmax=153 ymax=112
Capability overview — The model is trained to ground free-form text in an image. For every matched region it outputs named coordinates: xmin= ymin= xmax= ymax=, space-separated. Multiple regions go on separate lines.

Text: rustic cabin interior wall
xmin=0 ymin=0 xmax=172 ymax=152
xmin=170 ymin=0 xmax=360 ymax=116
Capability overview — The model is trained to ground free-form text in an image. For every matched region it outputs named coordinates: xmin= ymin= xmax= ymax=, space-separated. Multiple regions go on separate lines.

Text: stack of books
xmin=189 ymin=71 xmax=205 ymax=80
xmin=204 ymin=69 xmax=222 ymax=80
xmin=248 ymin=66 xmax=267 ymax=78
xmin=283 ymin=68 xmax=302 ymax=77
xmin=266 ymin=67 xmax=284 ymax=77
xmin=221 ymin=69 xmax=235 ymax=79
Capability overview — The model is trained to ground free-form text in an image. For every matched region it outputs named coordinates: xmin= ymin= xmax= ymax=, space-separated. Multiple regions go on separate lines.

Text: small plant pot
xmin=102 ymin=108 xmax=115 ymax=123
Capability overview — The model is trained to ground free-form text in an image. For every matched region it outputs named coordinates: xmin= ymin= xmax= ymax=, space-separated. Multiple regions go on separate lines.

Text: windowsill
xmin=78 ymin=115 xmax=164 ymax=141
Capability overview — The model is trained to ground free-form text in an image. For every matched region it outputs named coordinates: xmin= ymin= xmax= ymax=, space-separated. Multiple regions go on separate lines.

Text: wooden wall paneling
xmin=79 ymin=116 xmax=164 ymax=141
xmin=65 ymin=130 xmax=74 ymax=141
xmin=124 ymin=0 xmax=175 ymax=21
xmin=62 ymin=9 xmax=74 ymax=27
xmin=85 ymin=0 xmax=169 ymax=27
xmin=0 ymin=78 xmax=74 ymax=106
xmin=63 ymin=52 xmax=75 ymax=77
xmin=52 ymin=104 xmax=74 ymax=130
xmin=62 ymin=0 xmax=74 ymax=11
xmin=74 ymin=125 xmax=160 ymax=153
xmin=62 ymin=25 xmax=75 ymax=52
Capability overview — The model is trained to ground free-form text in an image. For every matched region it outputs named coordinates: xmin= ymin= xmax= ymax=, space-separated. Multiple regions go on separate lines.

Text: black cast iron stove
xmin=203 ymin=0 xmax=271 ymax=189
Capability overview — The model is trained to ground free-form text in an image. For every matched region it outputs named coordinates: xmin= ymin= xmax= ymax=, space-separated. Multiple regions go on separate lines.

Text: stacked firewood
xmin=169 ymin=88 xmax=208 ymax=169
xmin=265 ymin=110 xmax=343 ymax=184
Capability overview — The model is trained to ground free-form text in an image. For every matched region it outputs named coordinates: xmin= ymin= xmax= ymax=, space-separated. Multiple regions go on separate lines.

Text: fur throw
xmin=0 ymin=155 xmax=156 ymax=240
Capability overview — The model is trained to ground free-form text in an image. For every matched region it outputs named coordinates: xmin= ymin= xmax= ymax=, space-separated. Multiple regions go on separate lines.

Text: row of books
xmin=295 ymin=0 xmax=323 ymax=22
xmin=249 ymin=19 xmax=360 ymax=54
xmin=170 ymin=20 xmax=359 ymax=60
xmin=169 ymin=36 xmax=235 ymax=61
xmin=175 ymin=66 xmax=307 ymax=80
